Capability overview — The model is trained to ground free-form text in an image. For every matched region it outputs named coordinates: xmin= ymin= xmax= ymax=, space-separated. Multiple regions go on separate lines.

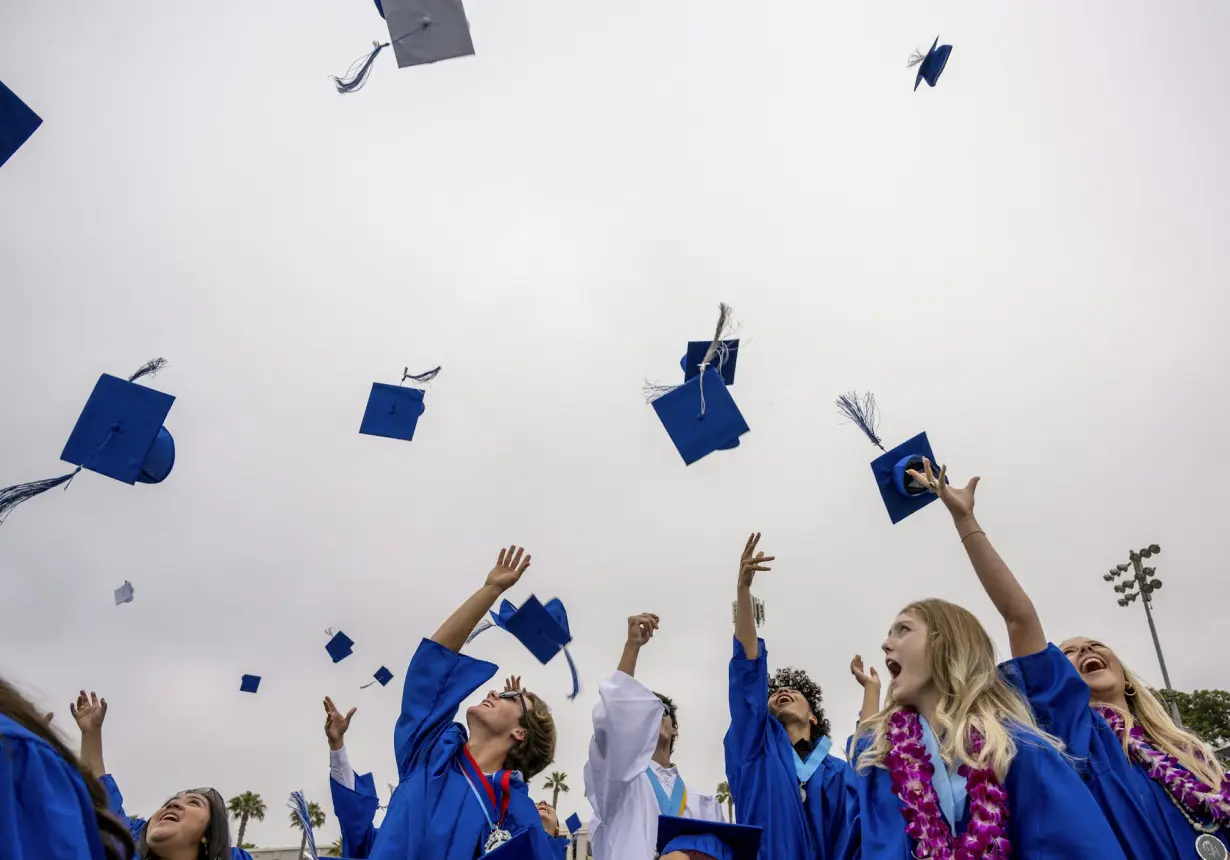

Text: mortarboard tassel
xmin=287 ymin=791 xmax=319 ymax=860
xmin=333 ymin=41 xmax=391 ymax=94
xmin=643 ymin=303 xmax=736 ymax=414
xmin=465 ymin=616 xmax=496 ymax=645
xmin=0 ymin=472 xmax=77 ymax=524
xmin=403 ymin=366 xmax=441 ymax=384
xmin=906 ymin=49 xmax=927 ymax=69
xmin=127 ymin=357 xmax=167 ymax=383
xmin=836 ymin=391 xmax=886 ymax=451
xmin=563 ymin=647 xmax=581 ymax=701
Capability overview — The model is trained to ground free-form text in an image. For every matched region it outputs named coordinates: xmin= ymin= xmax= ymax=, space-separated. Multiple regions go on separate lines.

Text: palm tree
xmin=227 ymin=792 xmax=266 ymax=848
xmin=715 ymin=781 xmax=733 ymax=822
xmin=541 ymin=771 xmax=569 ymax=809
xmin=323 ymin=836 xmax=344 ymax=857
xmin=288 ymin=801 xmax=327 ymax=858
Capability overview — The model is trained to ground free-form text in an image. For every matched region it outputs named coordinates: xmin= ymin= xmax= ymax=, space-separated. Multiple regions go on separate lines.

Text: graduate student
xmin=583 ymin=612 xmax=723 ymax=860
xmin=324 ymin=695 xmax=382 ymax=859
xmin=367 ymin=544 xmax=560 ymax=860
xmin=0 ymin=678 xmax=134 ymax=860
xmin=68 ymin=690 xmax=251 ymax=860
xmin=533 ymin=801 xmax=571 ymax=857
xmin=912 ymin=458 xmax=1230 ymax=859
xmin=724 ymin=533 xmax=855 ymax=860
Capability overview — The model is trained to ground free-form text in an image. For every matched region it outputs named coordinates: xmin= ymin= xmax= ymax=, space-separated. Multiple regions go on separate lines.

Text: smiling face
xmin=767 ymin=687 xmax=816 ymax=727
xmin=466 ymin=689 xmax=529 ymax=746
xmin=882 ymin=610 xmax=934 ymax=708
xmin=144 ymin=790 xmax=212 ymax=852
xmin=536 ymin=800 xmax=560 ymax=836
xmin=1060 ymin=637 xmax=1126 ymax=702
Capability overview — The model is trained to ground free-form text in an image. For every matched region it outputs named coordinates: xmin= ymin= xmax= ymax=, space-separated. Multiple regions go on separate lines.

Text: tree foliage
xmin=1171 ymin=689 xmax=1230 ymax=749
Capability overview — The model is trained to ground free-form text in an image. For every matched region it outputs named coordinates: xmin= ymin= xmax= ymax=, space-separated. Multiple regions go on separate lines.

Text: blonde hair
xmin=1100 ymin=663 xmax=1225 ymax=789
xmin=856 ymin=599 xmax=1063 ymax=782
xmin=505 ymin=691 xmax=556 ymax=780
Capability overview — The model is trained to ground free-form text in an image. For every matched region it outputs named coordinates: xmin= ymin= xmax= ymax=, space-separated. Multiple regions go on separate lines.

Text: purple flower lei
xmin=1094 ymin=705 xmax=1230 ymax=823
xmin=885 ymin=709 xmax=1012 ymax=859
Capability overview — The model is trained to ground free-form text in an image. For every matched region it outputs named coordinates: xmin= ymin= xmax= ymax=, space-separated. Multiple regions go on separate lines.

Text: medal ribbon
xmin=645 ymin=767 xmax=687 ymax=816
xmin=793 ymin=735 xmax=832 ymax=787
xmin=460 ymin=747 xmax=512 ymax=831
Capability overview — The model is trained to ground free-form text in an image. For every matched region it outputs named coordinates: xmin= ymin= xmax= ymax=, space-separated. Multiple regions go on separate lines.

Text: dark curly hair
xmin=768 ymin=667 xmax=831 ymax=743
xmin=655 ymin=693 xmax=678 ymax=754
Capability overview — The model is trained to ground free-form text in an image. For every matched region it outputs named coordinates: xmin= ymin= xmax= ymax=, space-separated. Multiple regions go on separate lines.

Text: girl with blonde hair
xmin=913 ymin=458 xmax=1229 ymax=859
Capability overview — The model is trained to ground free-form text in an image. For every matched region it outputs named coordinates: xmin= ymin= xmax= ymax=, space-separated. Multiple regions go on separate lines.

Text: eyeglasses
xmin=498 ymin=689 xmax=527 ymax=718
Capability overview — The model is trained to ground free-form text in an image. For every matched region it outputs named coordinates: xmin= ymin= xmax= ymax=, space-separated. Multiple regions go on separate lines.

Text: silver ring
xmin=927 ymin=480 xmax=938 ymax=490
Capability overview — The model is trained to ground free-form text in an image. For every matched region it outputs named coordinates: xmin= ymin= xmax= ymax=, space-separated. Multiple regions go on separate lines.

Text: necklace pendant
xmin=1197 ymin=835 xmax=1228 ymax=860
xmin=799 ymin=784 xmax=807 ymax=803
xmin=485 ymin=828 xmax=512 ymax=853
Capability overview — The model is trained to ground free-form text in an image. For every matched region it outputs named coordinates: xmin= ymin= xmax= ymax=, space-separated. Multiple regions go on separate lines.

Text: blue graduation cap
xmin=240 ymin=674 xmax=261 ymax=694
xmin=911 ymin=37 xmax=953 ymax=91
xmin=682 ymin=339 xmax=739 ymax=386
xmin=483 ymin=829 xmax=532 ymax=859
xmin=113 ymin=581 xmax=135 ymax=606
xmin=837 ymin=391 xmax=944 ymax=524
xmin=0 ymin=79 xmax=42 ymax=170
xmin=359 ymin=366 xmax=439 ymax=442
xmin=361 ymin=665 xmax=394 ymax=689
xmin=565 ymin=813 xmax=582 ymax=837
xmin=466 ymin=596 xmax=581 ymax=700
xmin=332 ymin=0 xmax=476 ymax=93
xmin=656 ymin=816 xmax=762 ymax=860
xmin=0 ymin=359 xmax=175 ymax=525
xmin=326 ymin=631 xmax=355 ymax=663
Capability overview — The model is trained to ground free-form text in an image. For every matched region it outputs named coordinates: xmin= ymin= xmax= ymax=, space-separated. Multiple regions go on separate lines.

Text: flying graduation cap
xmin=0 ymin=79 xmax=42 ymax=170
xmin=361 ymin=666 xmax=395 ymax=689
xmin=836 ymin=391 xmax=945 ymax=524
xmin=646 ymin=304 xmax=749 ymax=465
xmin=113 ymin=581 xmax=135 ymax=606
xmin=332 ymin=0 xmax=475 ymax=93
xmin=0 ymin=359 xmax=175 ymax=525
xmin=565 ymin=813 xmax=583 ymax=838
xmin=466 ymin=595 xmax=581 ymax=700
xmin=240 ymin=674 xmax=262 ymax=694
xmin=656 ymin=816 xmax=763 ymax=860
xmin=326 ymin=630 xmax=356 ymax=663
xmin=910 ymin=36 xmax=952 ymax=91
xmin=359 ymin=366 xmax=440 ymax=443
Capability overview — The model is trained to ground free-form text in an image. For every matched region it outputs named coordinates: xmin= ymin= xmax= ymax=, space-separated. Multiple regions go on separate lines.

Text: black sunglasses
xmin=498 ymin=689 xmax=527 ymax=717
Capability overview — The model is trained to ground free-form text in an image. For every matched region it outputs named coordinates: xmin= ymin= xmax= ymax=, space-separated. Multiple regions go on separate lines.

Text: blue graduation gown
xmin=330 ymin=770 xmax=381 ymax=859
xmin=723 ymin=637 xmax=858 ymax=860
xmin=1002 ymin=644 xmax=1230 ymax=859
xmin=548 ymin=834 xmax=570 ymax=858
xmin=99 ymin=773 xmax=254 ymax=860
xmin=369 ymin=637 xmax=558 ymax=860
xmin=849 ymin=722 xmax=1126 ymax=859
xmin=0 ymin=714 xmax=109 ymax=860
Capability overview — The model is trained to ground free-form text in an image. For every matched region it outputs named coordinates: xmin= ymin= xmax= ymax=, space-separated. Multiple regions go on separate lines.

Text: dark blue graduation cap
xmin=837 ymin=391 xmax=944 ymax=524
xmin=0 ymin=79 xmax=42 ymax=170
xmin=332 ymin=0 xmax=476 ymax=93
xmin=361 ymin=665 xmax=395 ymax=689
xmin=911 ymin=37 xmax=953 ymax=91
xmin=682 ymin=339 xmax=739 ymax=386
xmin=0 ymin=359 xmax=175 ymax=525
xmin=565 ymin=813 xmax=582 ymax=837
xmin=359 ymin=366 xmax=439 ymax=442
xmin=656 ymin=816 xmax=762 ymax=860
xmin=326 ymin=631 xmax=355 ymax=663
xmin=466 ymin=596 xmax=581 ymax=699
xmin=240 ymin=674 xmax=261 ymax=694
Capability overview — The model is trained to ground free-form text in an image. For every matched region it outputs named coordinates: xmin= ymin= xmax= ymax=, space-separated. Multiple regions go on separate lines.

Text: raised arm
xmin=431 ymin=545 xmax=531 ymax=652
xmin=617 ymin=613 xmax=659 ymax=677
xmin=734 ymin=533 xmax=774 ymax=660
xmin=911 ymin=460 xmax=1045 ymax=658
xmin=70 ymin=690 xmax=107 ymax=779
xmin=849 ymin=655 xmax=881 ymax=725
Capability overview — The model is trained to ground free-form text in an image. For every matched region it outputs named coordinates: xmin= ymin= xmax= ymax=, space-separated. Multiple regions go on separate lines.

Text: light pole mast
xmin=1102 ymin=543 xmax=1183 ymax=726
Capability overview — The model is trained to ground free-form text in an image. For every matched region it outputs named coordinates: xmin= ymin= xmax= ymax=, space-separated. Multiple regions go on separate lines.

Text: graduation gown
xmin=0 ymin=714 xmax=110 ymax=860
xmin=583 ymin=670 xmax=723 ymax=860
xmin=329 ymin=764 xmax=382 ymax=859
xmin=723 ymin=637 xmax=857 ymax=860
xmin=848 ymin=719 xmax=1127 ymax=858
xmin=1002 ymin=643 xmax=1230 ymax=859
xmin=98 ymin=773 xmax=254 ymax=860
xmin=548 ymin=834 xmax=570 ymax=858
xmin=369 ymin=637 xmax=558 ymax=860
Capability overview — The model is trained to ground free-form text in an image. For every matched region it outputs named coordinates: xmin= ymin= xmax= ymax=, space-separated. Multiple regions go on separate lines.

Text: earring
xmin=1125 ymin=680 xmax=1137 ymax=698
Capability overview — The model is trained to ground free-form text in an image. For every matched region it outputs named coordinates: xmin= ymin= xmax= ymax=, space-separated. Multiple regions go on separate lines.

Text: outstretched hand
xmin=324 ymin=696 xmax=357 ymax=751
xmin=503 ymin=676 xmax=523 ymax=694
xmin=849 ymin=655 xmax=880 ymax=690
xmin=486 ymin=545 xmax=532 ymax=593
xmin=626 ymin=613 xmax=660 ymax=648
xmin=70 ymin=691 xmax=107 ymax=734
xmin=738 ymin=533 xmax=774 ymax=589
xmin=906 ymin=459 xmax=980 ymax=522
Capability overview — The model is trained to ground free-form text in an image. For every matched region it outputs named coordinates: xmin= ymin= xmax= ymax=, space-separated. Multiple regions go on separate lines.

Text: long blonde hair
xmin=856 ymin=599 xmax=1063 ymax=782
xmin=1100 ymin=663 xmax=1225 ymax=789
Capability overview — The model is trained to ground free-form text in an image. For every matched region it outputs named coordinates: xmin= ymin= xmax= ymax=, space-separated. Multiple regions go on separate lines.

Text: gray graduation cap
xmin=334 ymin=0 xmax=475 ymax=93
xmin=114 ymin=580 xmax=135 ymax=606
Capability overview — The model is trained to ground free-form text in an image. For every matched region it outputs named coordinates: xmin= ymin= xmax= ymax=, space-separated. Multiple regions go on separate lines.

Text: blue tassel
xmin=563 ymin=647 xmax=581 ymax=701
xmin=333 ymin=41 xmax=389 ymax=94
xmin=128 ymin=357 xmax=167 ymax=383
xmin=836 ymin=391 xmax=886 ymax=451
xmin=402 ymin=365 xmax=441 ymax=384
xmin=287 ymin=791 xmax=319 ymax=860
xmin=0 ymin=471 xmax=78 ymax=525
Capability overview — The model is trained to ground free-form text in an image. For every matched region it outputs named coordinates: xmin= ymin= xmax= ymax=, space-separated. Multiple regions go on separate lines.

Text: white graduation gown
xmin=583 ymin=670 xmax=724 ymax=860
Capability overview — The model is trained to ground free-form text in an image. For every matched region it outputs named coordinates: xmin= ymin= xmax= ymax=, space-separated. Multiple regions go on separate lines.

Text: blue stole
xmin=919 ymin=715 xmax=967 ymax=833
xmin=793 ymin=735 xmax=832 ymax=787
xmin=646 ymin=767 xmax=687 ymax=816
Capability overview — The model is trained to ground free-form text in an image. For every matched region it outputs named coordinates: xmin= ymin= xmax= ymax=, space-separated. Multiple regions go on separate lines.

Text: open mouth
xmin=161 ymin=811 xmax=181 ymax=823
xmin=885 ymin=659 xmax=902 ymax=679
xmin=1079 ymin=655 xmax=1108 ymax=674
xmin=773 ymin=692 xmax=793 ymax=706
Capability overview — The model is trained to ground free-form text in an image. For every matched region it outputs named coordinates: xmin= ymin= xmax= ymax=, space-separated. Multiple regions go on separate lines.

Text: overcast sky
xmin=3 ymin=0 xmax=1229 ymax=849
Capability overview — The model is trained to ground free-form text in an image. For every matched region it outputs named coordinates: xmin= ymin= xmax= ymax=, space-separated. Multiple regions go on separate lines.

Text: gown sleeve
xmin=999 ymin=643 xmax=1095 ymax=759
xmin=98 ymin=773 xmax=146 ymax=840
xmin=723 ymin=637 xmax=771 ymax=768
xmin=329 ymin=769 xmax=381 ymax=859
xmin=584 ymin=671 xmax=664 ymax=819
xmin=549 ymin=834 xmax=571 ymax=858
xmin=393 ymin=637 xmax=499 ymax=779
xmin=0 ymin=730 xmax=108 ymax=860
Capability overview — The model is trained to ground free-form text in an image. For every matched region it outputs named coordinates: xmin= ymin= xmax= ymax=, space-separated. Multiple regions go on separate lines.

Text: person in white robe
xmin=583 ymin=612 xmax=724 ymax=860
